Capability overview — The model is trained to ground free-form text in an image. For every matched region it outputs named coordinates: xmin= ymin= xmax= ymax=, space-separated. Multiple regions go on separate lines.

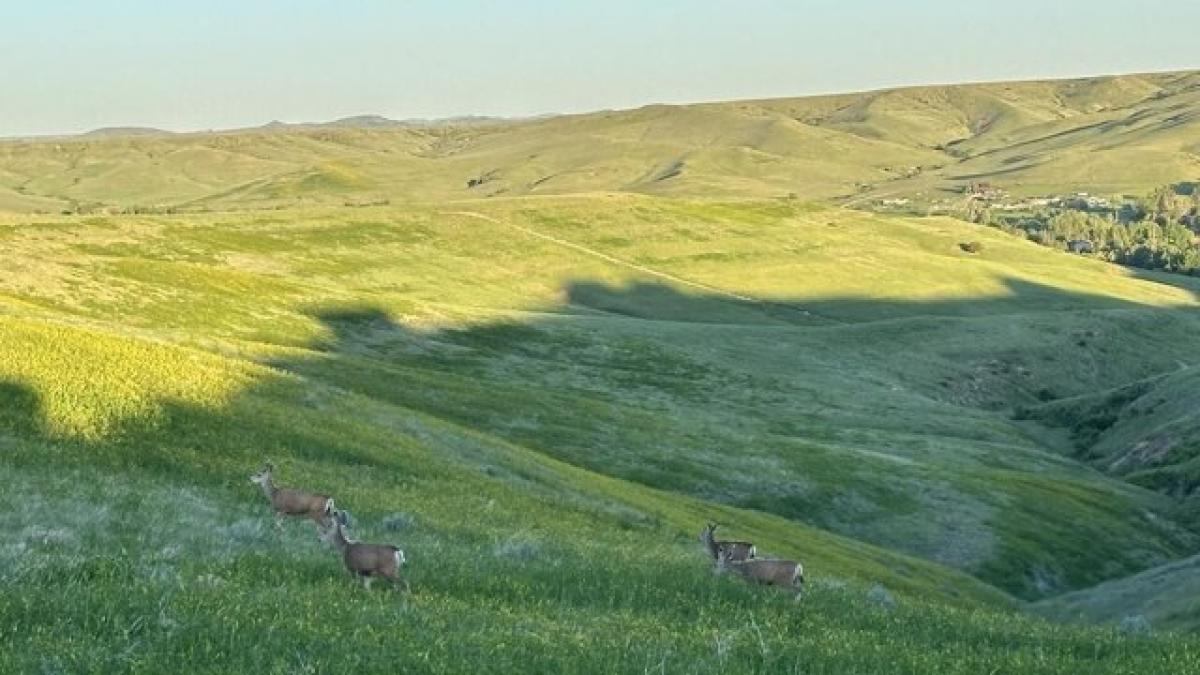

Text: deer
xmin=716 ymin=547 xmax=805 ymax=598
xmin=318 ymin=521 xmax=409 ymax=591
xmin=699 ymin=522 xmax=756 ymax=564
xmin=249 ymin=462 xmax=339 ymax=530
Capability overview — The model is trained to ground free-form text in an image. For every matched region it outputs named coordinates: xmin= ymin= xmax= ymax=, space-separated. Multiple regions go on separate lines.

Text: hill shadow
xmin=259 ymin=274 xmax=1200 ymax=505
xmin=0 ymin=381 xmax=42 ymax=442
xmin=562 ymin=275 xmax=1193 ymax=326
xmin=2 ymin=272 xmax=1194 ymax=483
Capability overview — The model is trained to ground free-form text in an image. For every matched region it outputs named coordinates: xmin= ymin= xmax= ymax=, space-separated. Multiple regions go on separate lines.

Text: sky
xmin=3 ymin=1 xmax=1198 ymax=137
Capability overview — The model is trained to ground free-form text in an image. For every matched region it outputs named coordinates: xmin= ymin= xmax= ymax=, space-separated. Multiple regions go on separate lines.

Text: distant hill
xmin=0 ymin=69 xmax=1196 ymax=212
xmin=325 ymin=114 xmax=404 ymax=128
xmin=255 ymin=114 xmax=508 ymax=131
xmin=79 ymin=126 xmax=173 ymax=138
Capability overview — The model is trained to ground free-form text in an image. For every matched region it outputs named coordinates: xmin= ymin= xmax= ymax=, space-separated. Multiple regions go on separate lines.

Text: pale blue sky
xmin=3 ymin=1 xmax=1197 ymax=136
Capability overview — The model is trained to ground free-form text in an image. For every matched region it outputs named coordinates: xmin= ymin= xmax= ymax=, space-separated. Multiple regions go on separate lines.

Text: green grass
xmin=1034 ymin=550 xmax=1200 ymax=633
xmin=5 ymin=460 xmax=1194 ymax=674
xmin=4 ymin=195 xmax=1200 ymax=671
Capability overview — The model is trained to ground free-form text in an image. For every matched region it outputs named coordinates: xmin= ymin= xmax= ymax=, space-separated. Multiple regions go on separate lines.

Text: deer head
xmin=249 ymin=461 xmax=274 ymax=487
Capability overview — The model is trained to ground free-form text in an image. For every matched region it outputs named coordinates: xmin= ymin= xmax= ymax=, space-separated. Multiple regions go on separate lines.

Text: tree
xmin=1182 ymin=248 xmax=1200 ymax=274
xmin=1189 ymin=187 xmax=1200 ymax=231
xmin=1125 ymin=246 xmax=1160 ymax=269
xmin=1149 ymin=185 xmax=1189 ymax=225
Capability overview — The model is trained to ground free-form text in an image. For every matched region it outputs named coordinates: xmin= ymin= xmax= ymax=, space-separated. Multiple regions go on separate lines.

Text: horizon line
xmin=4 ymin=65 xmax=1196 ymax=142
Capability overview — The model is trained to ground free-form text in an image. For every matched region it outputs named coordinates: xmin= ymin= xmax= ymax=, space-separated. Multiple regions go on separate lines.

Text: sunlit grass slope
xmin=4 ymin=196 xmax=1200 ymax=670
xmin=1 ymin=70 xmax=1196 ymax=213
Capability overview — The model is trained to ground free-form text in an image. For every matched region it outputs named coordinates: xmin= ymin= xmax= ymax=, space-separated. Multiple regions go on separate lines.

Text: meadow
xmin=3 ymin=192 xmax=1200 ymax=672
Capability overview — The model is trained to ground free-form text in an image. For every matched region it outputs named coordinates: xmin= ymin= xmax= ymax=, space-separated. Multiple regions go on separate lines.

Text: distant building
xmin=965 ymin=181 xmax=1007 ymax=201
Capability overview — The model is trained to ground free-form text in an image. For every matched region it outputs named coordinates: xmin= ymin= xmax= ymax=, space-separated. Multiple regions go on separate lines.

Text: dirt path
xmin=445 ymin=210 xmax=807 ymax=315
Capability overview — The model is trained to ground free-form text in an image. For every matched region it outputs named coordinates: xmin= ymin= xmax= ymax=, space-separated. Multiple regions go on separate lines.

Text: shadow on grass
xmin=564 ymin=275 xmax=1194 ymax=325
xmin=0 ymin=381 xmax=41 ymax=440
xmin=1 ymin=272 xmax=1193 ymax=484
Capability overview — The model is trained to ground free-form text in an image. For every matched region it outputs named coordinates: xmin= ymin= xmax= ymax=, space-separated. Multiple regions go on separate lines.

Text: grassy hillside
xmin=4 ymin=194 xmax=1200 ymax=670
xmin=1 ymin=71 xmax=1197 ymax=213
xmin=0 ymin=311 xmax=1014 ymax=673
xmin=4 ymin=197 xmax=1200 ymax=599
xmin=1024 ymin=364 xmax=1200 ymax=508
xmin=1035 ymin=552 xmax=1200 ymax=632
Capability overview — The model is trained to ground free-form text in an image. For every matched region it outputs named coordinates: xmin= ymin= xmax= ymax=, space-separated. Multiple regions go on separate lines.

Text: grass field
xmin=3 ymin=191 xmax=1200 ymax=671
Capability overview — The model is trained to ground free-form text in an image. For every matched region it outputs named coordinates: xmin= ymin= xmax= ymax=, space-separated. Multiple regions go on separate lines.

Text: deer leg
xmin=388 ymin=572 xmax=409 ymax=593
xmin=363 ymin=576 xmax=373 ymax=591
xmin=274 ymin=512 xmax=284 ymax=530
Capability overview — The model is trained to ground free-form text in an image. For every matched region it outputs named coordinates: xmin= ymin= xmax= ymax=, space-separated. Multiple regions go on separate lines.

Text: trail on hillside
xmin=446 ymin=210 xmax=816 ymax=321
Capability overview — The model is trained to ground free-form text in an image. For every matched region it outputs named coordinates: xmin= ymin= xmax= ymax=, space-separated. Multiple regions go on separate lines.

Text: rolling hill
xmin=1035 ymin=551 xmax=1200 ymax=632
xmin=1 ymin=70 xmax=1197 ymax=213
xmin=5 ymin=70 xmax=1200 ymax=672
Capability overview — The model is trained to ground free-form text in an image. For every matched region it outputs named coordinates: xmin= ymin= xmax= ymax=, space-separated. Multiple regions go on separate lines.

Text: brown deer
xmin=699 ymin=523 xmax=756 ymax=564
xmin=318 ymin=521 xmax=409 ymax=591
xmin=716 ymin=547 xmax=805 ymax=597
xmin=249 ymin=462 xmax=338 ymax=530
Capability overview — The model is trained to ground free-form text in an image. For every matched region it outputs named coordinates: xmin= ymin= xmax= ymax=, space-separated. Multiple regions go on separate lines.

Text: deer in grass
xmin=318 ymin=521 xmax=409 ymax=591
xmin=699 ymin=522 xmax=756 ymax=564
xmin=716 ymin=547 xmax=805 ymax=598
xmin=249 ymin=462 xmax=340 ymax=530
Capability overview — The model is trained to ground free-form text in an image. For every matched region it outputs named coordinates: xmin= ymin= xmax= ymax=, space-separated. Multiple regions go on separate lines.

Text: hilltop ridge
xmin=0 ymin=69 xmax=1196 ymax=214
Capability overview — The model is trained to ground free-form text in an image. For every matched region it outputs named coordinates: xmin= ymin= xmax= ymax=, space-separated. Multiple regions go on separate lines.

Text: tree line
xmin=977 ymin=184 xmax=1200 ymax=275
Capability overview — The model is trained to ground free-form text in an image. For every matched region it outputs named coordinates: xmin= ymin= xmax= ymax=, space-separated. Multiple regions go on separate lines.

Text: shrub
xmin=867 ymin=583 xmax=897 ymax=610
xmin=1117 ymin=614 xmax=1152 ymax=636
xmin=381 ymin=512 xmax=416 ymax=532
